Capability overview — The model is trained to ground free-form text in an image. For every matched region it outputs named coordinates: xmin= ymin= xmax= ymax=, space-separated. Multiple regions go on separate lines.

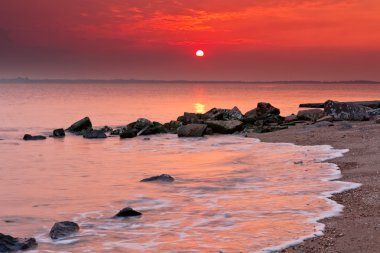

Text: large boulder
xmin=140 ymin=174 xmax=174 ymax=183
xmin=83 ymin=130 xmax=107 ymax=139
xmin=66 ymin=117 xmax=92 ymax=133
xmin=23 ymin=134 xmax=46 ymax=141
xmin=129 ymin=118 xmax=152 ymax=131
xmin=114 ymin=207 xmax=142 ymax=218
xmin=205 ymin=120 xmax=244 ymax=134
xmin=297 ymin=109 xmax=324 ymax=121
xmin=203 ymin=106 xmax=243 ymax=121
xmin=244 ymin=102 xmax=282 ymax=124
xmin=49 ymin=221 xmax=79 ymax=240
xmin=324 ymin=100 xmax=369 ymax=121
xmin=0 ymin=233 xmax=37 ymax=252
xmin=177 ymin=124 xmax=207 ymax=137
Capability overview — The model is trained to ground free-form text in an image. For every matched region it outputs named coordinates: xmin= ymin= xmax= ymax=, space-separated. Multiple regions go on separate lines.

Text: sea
xmin=0 ymin=82 xmax=376 ymax=252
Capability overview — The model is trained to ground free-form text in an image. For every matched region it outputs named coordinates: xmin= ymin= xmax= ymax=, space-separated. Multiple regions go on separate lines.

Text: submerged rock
xmin=0 ymin=233 xmax=37 ymax=252
xmin=114 ymin=207 xmax=142 ymax=218
xmin=23 ymin=134 xmax=46 ymax=141
xmin=140 ymin=174 xmax=174 ymax=183
xmin=297 ymin=109 xmax=324 ymax=121
xmin=52 ymin=128 xmax=65 ymax=138
xmin=177 ymin=124 xmax=207 ymax=137
xmin=205 ymin=120 xmax=243 ymax=134
xmin=49 ymin=221 xmax=80 ymax=240
xmin=324 ymin=100 xmax=369 ymax=121
xmin=66 ymin=117 xmax=92 ymax=133
xmin=83 ymin=130 xmax=107 ymax=139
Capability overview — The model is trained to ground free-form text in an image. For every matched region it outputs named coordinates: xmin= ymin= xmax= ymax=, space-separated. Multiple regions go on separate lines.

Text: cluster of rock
xmin=1 ymin=173 xmax=173 ymax=252
xmin=22 ymin=100 xmax=380 ymax=141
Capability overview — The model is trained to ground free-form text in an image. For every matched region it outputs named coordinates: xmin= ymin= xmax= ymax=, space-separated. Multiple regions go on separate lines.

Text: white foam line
xmin=255 ymin=145 xmax=362 ymax=253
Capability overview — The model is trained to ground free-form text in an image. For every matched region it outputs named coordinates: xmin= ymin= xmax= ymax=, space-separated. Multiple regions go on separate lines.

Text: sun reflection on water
xmin=194 ymin=103 xmax=206 ymax=113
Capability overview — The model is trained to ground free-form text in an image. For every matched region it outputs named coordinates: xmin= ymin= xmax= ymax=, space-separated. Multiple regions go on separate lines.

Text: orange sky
xmin=0 ymin=0 xmax=380 ymax=80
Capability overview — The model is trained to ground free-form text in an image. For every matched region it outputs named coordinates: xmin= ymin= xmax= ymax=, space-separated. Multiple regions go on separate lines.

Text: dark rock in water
xmin=338 ymin=121 xmax=353 ymax=130
xmin=23 ymin=134 xmax=46 ymax=141
xmin=120 ymin=128 xmax=138 ymax=139
xmin=128 ymin=118 xmax=152 ymax=131
xmin=52 ymin=128 xmax=65 ymax=138
xmin=177 ymin=124 xmax=207 ymax=137
xmin=163 ymin=120 xmax=183 ymax=134
xmin=83 ymin=130 xmax=107 ymax=139
xmin=114 ymin=207 xmax=142 ymax=218
xmin=297 ymin=109 xmax=324 ymax=121
xmin=205 ymin=120 xmax=244 ymax=134
xmin=375 ymin=116 xmax=380 ymax=124
xmin=205 ymin=127 xmax=214 ymax=135
xmin=143 ymin=137 xmax=150 ymax=140
xmin=110 ymin=129 xmax=120 ymax=135
xmin=66 ymin=117 xmax=92 ymax=133
xmin=0 ymin=233 xmax=37 ymax=252
xmin=244 ymin=102 xmax=282 ymax=124
xmin=203 ymin=106 xmax=243 ymax=121
xmin=141 ymin=174 xmax=174 ymax=182
xmin=324 ymin=100 xmax=369 ymax=121
xmin=49 ymin=221 xmax=80 ymax=240
xmin=139 ymin=122 xmax=168 ymax=136
xmin=99 ymin=126 xmax=113 ymax=133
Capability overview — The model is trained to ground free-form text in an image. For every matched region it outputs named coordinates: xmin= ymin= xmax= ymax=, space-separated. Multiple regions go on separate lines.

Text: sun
xmin=196 ymin=50 xmax=204 ymax=57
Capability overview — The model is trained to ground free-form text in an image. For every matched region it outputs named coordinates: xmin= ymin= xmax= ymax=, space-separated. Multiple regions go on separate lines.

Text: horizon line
xmin=0 ymin=77 xmax=379 ymax=84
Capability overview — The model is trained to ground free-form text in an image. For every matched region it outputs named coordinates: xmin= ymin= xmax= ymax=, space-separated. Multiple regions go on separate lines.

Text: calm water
xmin=0 ymin=82 xmax=373 ymax=252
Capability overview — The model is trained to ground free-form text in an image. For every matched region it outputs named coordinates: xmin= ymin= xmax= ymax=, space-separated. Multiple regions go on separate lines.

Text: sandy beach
xmin=247 ymin=121 xmax=380 ymax=252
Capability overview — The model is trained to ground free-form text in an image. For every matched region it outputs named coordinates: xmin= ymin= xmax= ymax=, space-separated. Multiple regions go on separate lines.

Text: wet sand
xmin=248 ymin=121 xmax=380 ymax=252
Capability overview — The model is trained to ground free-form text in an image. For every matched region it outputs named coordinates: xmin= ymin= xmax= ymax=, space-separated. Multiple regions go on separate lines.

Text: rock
xmin=0 ymin=233 xmax=37 ymax=252
xmin=99 ymin=126 xmax=113 ymax=133
xmin=163 ymin=121 xmax=183 ymax=134
xmin=110 ymin=129 xmax=120 ymax=135
xmin=375 ymin=116 xmax=380 ymax=124
xmin=297 ymin=109 xmax=324 ymax=121
xmin=140 ymin=174 xmax=174 ymax=182
xmin=244 ymin=102 xmax=282 ymax=124
xmin=143 ymin=137 xmax=150 ymax=140
xmin=205 ymin=120 xmax=244 ymax=134
xmin=205 ymin=127 xmax=214 ymax=135
xmin=23 ymin=134 xmax=46 ymax=141
xmin=114 ymin=207 xmax=142 ymax=218
xmin=203 ymin=106 xmax=243 ymax=121
xmin=120 ymin=128 xmax=138 ymax=139
xmin=317 ymin=115 xmax=334 ymax=122
xmin=49 ymin=221 xmax=80 ymax=240
xmin=131 ymin=118 xmax=152 ymax=131
xmin=324 ymin=100 xmax=369 ymax=121
xmin=52 ymin=128 xmax=65 ymax=138
xmin=177 ymin=113 xmax=203 ymax=124
xmin=338 ymin=121 xmax=353 ymax=130
xmin=138 ymin=122 xmax=168 ymax=136
xmin=284 ymin=114 xmax=297 ymax=122
xmin=304 ymin=121 xmax=334 ymax=128
xmin=83 ymin=130 xmax=107 ymax=139
xmin=66 ymin=117 xmax=92 ymax=133
xmin=177 ymin=124 xmax=207 ymax=137
xmin=367 ymin=108 xmax=380 ymax=117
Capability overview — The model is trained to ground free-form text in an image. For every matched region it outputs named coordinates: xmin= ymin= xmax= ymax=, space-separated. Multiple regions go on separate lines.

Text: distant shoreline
xmin=0 ymin=78 xmax=379 ymax=84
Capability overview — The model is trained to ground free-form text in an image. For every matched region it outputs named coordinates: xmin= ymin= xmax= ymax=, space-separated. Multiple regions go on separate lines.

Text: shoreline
xmin=247 ymin=121 xmax=380 ymax=253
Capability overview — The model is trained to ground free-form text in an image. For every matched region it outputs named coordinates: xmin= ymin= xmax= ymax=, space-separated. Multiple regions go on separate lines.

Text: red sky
xmin=1 ymin=0 xmax=380 ymax=80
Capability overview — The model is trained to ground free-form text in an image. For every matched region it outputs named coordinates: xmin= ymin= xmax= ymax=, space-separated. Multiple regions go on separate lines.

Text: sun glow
xmin=196 ymin=50 xmax=204 ymax=57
